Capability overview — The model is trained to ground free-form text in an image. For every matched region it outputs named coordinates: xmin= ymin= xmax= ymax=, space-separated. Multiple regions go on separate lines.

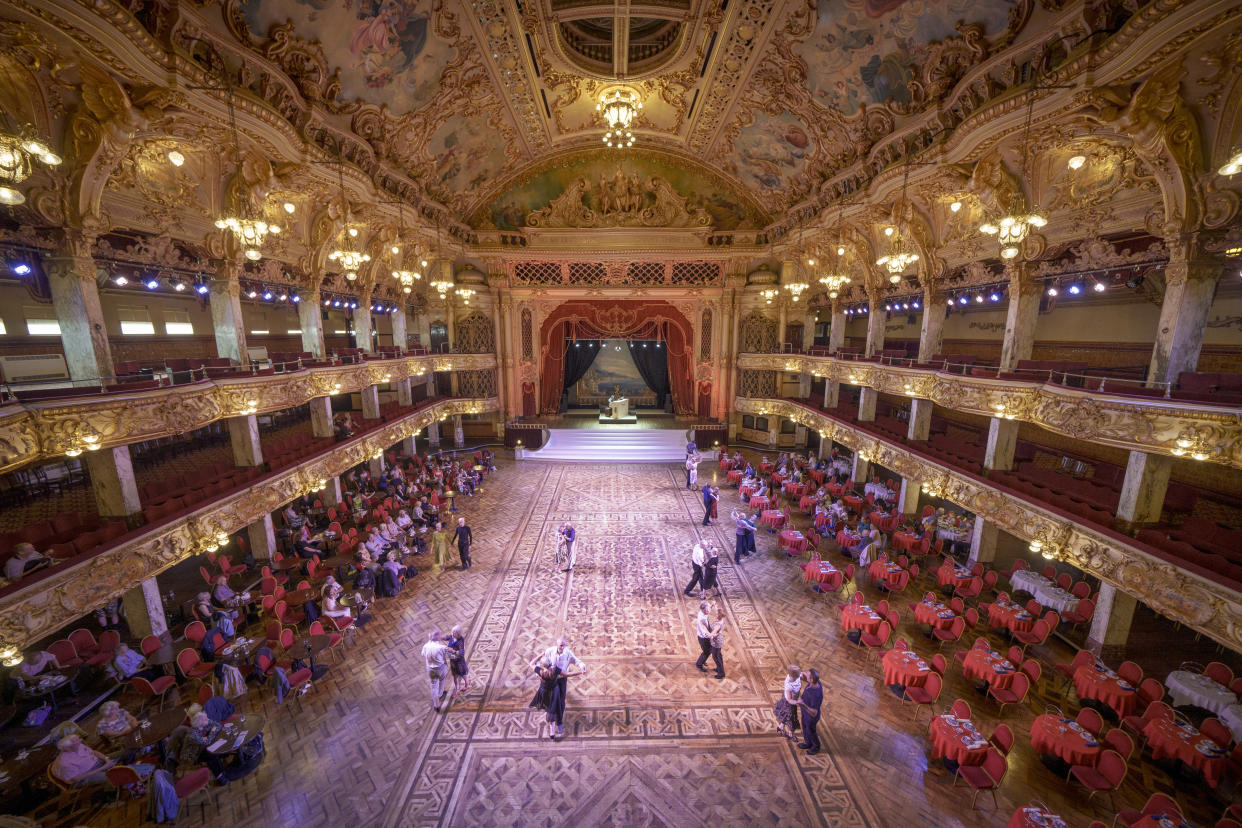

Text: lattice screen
xmin=458 ymin=369 xmax=496 ymax=398
xmin=671 ymin=262 xmax=722 ymax=285
xmin=455 ymin=311 xmax=494 ymax=354
xmin=739 ymin=370 xmax=777 ymax=398
xmin=513 ymin=262 xmax=562 ymax=285
xmin=521 ymin=308 xmax=533 ymax=360
xmin=741 ymin=312 xmax=778 ymax=353
xmin=700 ymin=308 xmax=712 ymax=360
xmin=627 ymin=262 xmax=666 ymax=285
xmin=567 ymin=262 xmax=607 ymax=285
xmin=510 ymin=260 xmax=723 ymax=286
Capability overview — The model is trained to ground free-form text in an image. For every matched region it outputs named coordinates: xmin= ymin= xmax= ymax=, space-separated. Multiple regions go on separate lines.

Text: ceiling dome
xmin=557 ymin=17 xmax=685 ymax=77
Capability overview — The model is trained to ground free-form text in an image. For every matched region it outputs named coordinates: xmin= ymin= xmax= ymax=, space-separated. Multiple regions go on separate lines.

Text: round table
xmin=341 ymin=588 xmax=374 ymax=608
xmin=783 ymin=482 xmax=806 ymax=497
xmin=1007 ymin=804 xmax=1071 ymax=828
xmin=868 ymin=560 xmax=906 ymax=589
xmin=843 ymin=495 xmax=863 ymax=512
xmin=962 ymin=649 xmax=1018 ymax=689
xmin=803 ymin=561 xmax=841 ymax=593
xmin=206 ymin=714 xmax=266 ymax=757
xmin=777 ymin=529 xmax=806 ymax=554
xmin=16 ymin=669 xmax=76 ymax=710
xmin=987 ymin=600 xmax=1036 ymax=634
xmin=840 ymin=604 xmax=883 ymax=634
xmin=146 ymin=641 xmax=178 ymax=668
xmin=217 ymin=636 xmax=260 ymax=665
xmin=1165 ymin=670 xmax=1238 ymax=714
xmin=1073 ymin=664 xmax=1139 ymax=717
xmin=835 ymin=531 xmax=860 ymax=550
xmin=749 ymin=496 xmax=771 ymax=511
xmin=892 ymin=532 xmax=921 ymax=553
xmin=726 ymin=470 xmax=743 ymax=486
xmin=798 ymin=496 xmax=817 ymax=513
xmin=739 ymin=484 xmax=756 ymax=500
xmin=759 ymin=509 xmax=785 ymax=530
xmin=928 ymin=713 xmax=990 ymax=766
xmin=881 ymin=649 xmax=931 ymax=688
xmin=1143 ymin=716 xmax=1227 ymax=787
xmin=0 ymin=745 xmax=56 ymax=798
xmin=808 ymin=469 xmax=825 ymax=484
xmin=814 ymin=513 xmax=833 ymax=529
xmin=319 ymin=555 xmax=357 ymax=570
xmin=119 ymin=708 xmax=187 ymax=751
xmin=1030 ymin=713 xmax=1102 ymax=764
xmin=914 ymin=599 xmax=958 ymax=631
xmin=272 ymin=558 xmax=303 ymax=572
xmin=1221 ymin=703 xmax=1242 ymax=743
xmin=938 ymin=565 xmax=974 ymax=590
xmin=283 ymin=591 xmax=313 ymax=607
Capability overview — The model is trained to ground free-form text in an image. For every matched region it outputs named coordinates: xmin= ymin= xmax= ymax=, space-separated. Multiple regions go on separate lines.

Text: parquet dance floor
xmin=75 ymin=458 xmax=1217 ymax=827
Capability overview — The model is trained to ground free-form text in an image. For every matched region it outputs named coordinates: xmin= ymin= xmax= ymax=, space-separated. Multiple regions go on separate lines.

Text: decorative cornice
xmin=735 ymin=396 xmax=1242 ymax=654
xmin=0 ymin=355 xmax=497 ymax=474
xmin=737 ymin=353 xmax=1242 ymax=471
xmin=0 ymin=395 xmax=498 ymax=651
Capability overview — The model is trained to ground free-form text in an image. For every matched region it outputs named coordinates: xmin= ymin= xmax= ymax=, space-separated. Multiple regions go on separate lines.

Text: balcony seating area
xmin=1175 ymin=372 xmax=1242 ymax=406
xmin=267 ymin=350 xmax=334 ymax=370
xmin=1135 ymin=519 xmax=1242 ymax=585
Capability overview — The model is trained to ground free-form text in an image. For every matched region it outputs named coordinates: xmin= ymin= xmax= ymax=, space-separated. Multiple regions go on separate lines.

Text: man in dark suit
xmin=797 ymin=669 xmax=823 ymax=755
xmin=701 ymin=484 xmax=717 ymax=526
xmin=451 ymin=517 xmax=473 ymax=570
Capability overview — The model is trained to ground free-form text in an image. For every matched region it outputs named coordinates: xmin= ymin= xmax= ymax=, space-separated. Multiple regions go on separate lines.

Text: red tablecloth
xmin=835 ymin=530 xmax=860 ymax=550
xmin=808 ymin=469 xmax=825 ymax=484
xmin=760 ymin=509 xmax=786 ymax=530
xmin=1131 ymin=814 xmax=1195 ymax=828
xmin=814 ymin=513 xmax=833 ymax=529
xmin=868 ymin=560 xmax=906 ymax=589
xmin=1006 ymin=805 xmax=1071 ymax=828
xmin=719 ymin=457 xmax=732 ymax=471
xmin=882 ymin=649 xmax=931 ymax=687
xmin=1030 ymin=714 xmax=1103 ymax=765
xmin=914 ymin=599 xmax=958 ymax=631
xmin=962 ymin=649 xmax=1019 ymax=689
xmin=760 ymin=462 xmax=774 ymax=474
xmin=799 ymin=495 xmax=817 ymax=512
xmin=937 ymin=565 xmax=974 ymax=589
xmin=987 ymin=600 xmax=1036 ymax=634
xmin=1144 ymin=717 xmax=1227 ymax=787
xmin=928 ymin=714 xmax=990 ymax=766
xmin=739 ymin=484 xmax=756 ymax=499
xmin=749 ymin=495 xmax=770 ymax=510
xmin=843 ymin=495 xmax=863 ymax=511
xmin=804 ymin=560 xmax=841 ymax=591
xmin=1073 ymin=664 xmax=1139 ymax=718
xmin=772 ymin=472 xmax=786 ymax=486
xmin=826 ymin=482 xmax=846 ymax=498
xmin=892 ymin=532 xmax=921 ymax=553
xmin=841 ymin=604 xmax=883 ymax=634
xmin=783 ymin=482 xmax=805 ymax=497
xmin=778 ymin=529 xmax=807 ymax=554
xmin=726 ymin=470 xmax=743 ymax=485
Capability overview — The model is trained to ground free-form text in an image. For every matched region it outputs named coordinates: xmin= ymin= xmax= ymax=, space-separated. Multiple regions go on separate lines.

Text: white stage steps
xmin=526 ymin=427 xmax=691 ymax=463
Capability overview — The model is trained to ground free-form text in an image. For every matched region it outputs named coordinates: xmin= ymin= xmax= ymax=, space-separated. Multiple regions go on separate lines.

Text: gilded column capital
xmin=43 ymin=228 xmax=99 ymax=283
xmin=1163 ymin=234 xmax=1222 ymax=286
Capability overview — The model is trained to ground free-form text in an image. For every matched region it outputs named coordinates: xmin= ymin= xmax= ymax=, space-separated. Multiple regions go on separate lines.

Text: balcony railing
xmin=0 ymin=352 xmax=497 ymax=475
xmin=735 ymin=395 xmax=1242 ymax=654
xmin=738 ymin=352 xmax=1242 ymax=471
xmin=0 ymin=394 xmax=499 ymax=651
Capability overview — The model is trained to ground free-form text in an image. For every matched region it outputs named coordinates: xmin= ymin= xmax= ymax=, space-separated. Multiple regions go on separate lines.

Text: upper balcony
xmin=737 ymin=350 xmax=1242 ymax=472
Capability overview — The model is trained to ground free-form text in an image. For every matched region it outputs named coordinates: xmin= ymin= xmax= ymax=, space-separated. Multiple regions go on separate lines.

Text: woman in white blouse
xmin=321 ymin=582 xmax=353 ymax=621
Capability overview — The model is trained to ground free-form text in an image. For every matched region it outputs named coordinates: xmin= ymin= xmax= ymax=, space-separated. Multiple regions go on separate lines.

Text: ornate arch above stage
xmin=538 ymin=301 xmax=696 ymax=416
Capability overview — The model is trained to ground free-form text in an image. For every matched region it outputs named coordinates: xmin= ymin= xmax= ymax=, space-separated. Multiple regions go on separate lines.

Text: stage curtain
xmin=663 ymin=321 xmax=694 ymax=415
xmin=628 ymin=341 xmax=670 ymax=408
xmin=562 ymin=340 xmax=600 ymax=391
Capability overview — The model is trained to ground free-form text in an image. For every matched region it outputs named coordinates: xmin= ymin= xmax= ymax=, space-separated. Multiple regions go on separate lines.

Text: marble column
xmin=896 ymin=476 xmax=920 ymax=515
xmin=1086 ymin=582 xmax=1137 ymax=658
xmin=864 ymin=291 xmax=885 ymax=358
xmin=322 ymin=476 xmax=344 ymax=508
xmin=794 ymin=424 xmax=808 ymax=449
xmin=299 ymin=286 xmax=326 ymax=358
xmin=354 ymin=289 xmax=374 ymax=353
xmin=228 ymin=414 xmax=263 ymax=467
xmin=402 ymin=434 xmax=416 ymax=458
xmin=309 ymin=396 xmax=334 ymax=439
xmin=391 ymin=307 xmax=409 ymax=351
xmin=121 ymin=578 xmax=168 ymax=639
xmin=428 ymin=421 xmax=442 ymax=448
xmin=858 ymin=387 xmax=877 ymax=421
xmin=44 ymin=229 xmax=114 ymax=380
xmin=1147 ymin=238 xmax=1221 ymax=385
xmin=209 ymin=261 xmax=249 ymax=365
xmin=85 ymin=446 xmax=142 ymax=520
xmin=851 ymin=454 xmax=869 ymax=484
xmin=1116 ymin=450 xmax=1172 ymax=529
xmin=824 ymin=302 xmax=845 ymax=407
xmin=968 ymin=520 xmax=999 ymax=565
xmin=767 ymin=425 xmax=779 ymax=449
xmin=360 ymin=383 xmax=381 ymax=420
xmin=823 ymin=381 xmax=838 ymax=409
xmin=999 ymin=263 xmax=1039 ymax=372
xmin=907 ymin=398 xmax=933 ymax=441
xmin=368 ymin=451 xmax=384 ymax=479
xmin=451 ymin=414 xmax=464 ymax=448
xmin=247 ymin=514 xmax=277 ymax=563
xmin=917 ymin=285 xmax=947 ymax=363
xmin=395 ymin=377 xmax=413 ymax=407
xmin=984 ymin=417 xmax=1018 ymax=471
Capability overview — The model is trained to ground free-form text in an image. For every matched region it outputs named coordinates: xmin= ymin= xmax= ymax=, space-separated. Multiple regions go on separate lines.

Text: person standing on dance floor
xmin=708 ymin=605 xmax=726 ymax=679
xmin=452 ymin=517 xmax=473 ymax=570
xmin=693 ymin=601 xmax=713 ymax=673
xmin=561 ymin=522 xmax=577 ymax=571
xmin=796 ymin=669 xmax=823 ymax=754
xmin=431 ymin=521 xmax=450 ymax=572
xmin=685 ymin=453 xmax=698 ymax=489
xmin=682 ymin=543 xmax=706 ymax=596
xmin=537 ymin=638 xmax=587 ymax=738
xmin=701 ymin=484 xmax=718 ymax=526
xmin=732 ymin=509 xmax=757 ymax=563
xmin=529 ymin=655 xmax=562 ymax=739
xmin=421 ymin=629 xmax=452 ymax=712
xmin=700 ymin=542 xmax=720 ymax=599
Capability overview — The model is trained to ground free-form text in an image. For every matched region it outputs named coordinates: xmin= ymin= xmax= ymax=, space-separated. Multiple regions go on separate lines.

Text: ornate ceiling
xmin=215 ymin=0 xmax=1028 ymax=228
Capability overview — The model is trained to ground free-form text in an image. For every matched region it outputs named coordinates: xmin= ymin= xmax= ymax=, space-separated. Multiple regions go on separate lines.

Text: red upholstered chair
xmin=954 ymin=747 xmax=1008 ymax=808
xmin=140 ymin=635 xmax=164 ymax=658
xmin=932 ymin=617 xmax=965 ymax=648
xmin=1201 ymin=717 xmax=1233 ymax=749
xmin=1070 ymin=581 xmax=1092 ymax=599
xmin=1067 ymin=749 xmax=1127 ymax=808
xmin=171 ymin=768 xmax=213 ymax=821
xmin=309 ymin=620 xmax=344 ymax=662
xmin=1104 ymin=728 xmax=1135 ymax=760
xmin=281 ymin=667 xmax=313 ymax=711
xmin=953 ymin=637 xmax=989 ymax=670
xmin=955 ymin=576 xmax=983 ymax=601
xmin=86 ymin=629 xmax=122 ymax=668
xmin=950 ymin=698 xmax=972 ymax=719
xmin=67 ymin=628 xmax=100 ymax=657
xmin=1076 ymin=707 xmax=1104 ymax=736
xmin=1121 ymin=681 xmax=1167 ymax=735
xmin=105 ymin=765 xmax=143 ymax=803
xmin=1013 ymin=619 xmax=1051 ymax=658
xmin=1054 ymin=650 xmax=1094 ymax=689
xmin=216 ymin=554 xmax=246 ymax=577
xmin=1118 ymin=661 xmax=1144 ymax=686
xmin=930 ymin=654 xmax=947 ymax=676
xmin=1061 ymin=598 xmax=1095 ymax=629
xmin=1115 ymin=794 xmax=1184 ymax=827
xmin=176 ymin=648 xmax=216 ymax=689
xmin=858 ymin=621 xmax=891 ymax=654
xmin=1021 ymin=659 xmax=1042 ymax=687
xmin=47 ymin=640 xmax=83 ymax=669
xmin=184 ymin=621 xmax=207 ymax=646
xmin=131 ymin=675 xmax=176 ymax=714
xmin=1206 ymin=661 xmax=1235 ymax=687
xmin=902 ymin=671 xmax=942 ymax=722
xmin=987 ymin=673 xmax=1030 ymax=716
xmin=989 ymin=723 xmax=1014 ymax=755
xmin=1056 ymin=572 xmax=1072 ymax=590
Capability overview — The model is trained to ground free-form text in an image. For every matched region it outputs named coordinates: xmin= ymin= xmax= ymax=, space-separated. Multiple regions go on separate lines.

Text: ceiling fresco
xmin=724 ymin=109 xmax=815 ymax=197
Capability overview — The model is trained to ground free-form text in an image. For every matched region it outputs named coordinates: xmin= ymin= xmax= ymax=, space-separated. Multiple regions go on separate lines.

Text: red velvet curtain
xmin=538 ymin=301 xmax=695 ymax=415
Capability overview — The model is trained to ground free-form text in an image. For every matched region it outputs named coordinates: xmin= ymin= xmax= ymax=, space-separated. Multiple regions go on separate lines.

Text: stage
xmin=525 ymin=413 xmax=705 ymax=462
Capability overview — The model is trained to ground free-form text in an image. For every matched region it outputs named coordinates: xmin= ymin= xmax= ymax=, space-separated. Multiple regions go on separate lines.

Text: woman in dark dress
xmin=701 ymin=543 xmax=720 ymax=598
xmin=529 ymin=656 xmax=563 ymax=740
xmin=446 ymin=625 xmax=470 ymax=697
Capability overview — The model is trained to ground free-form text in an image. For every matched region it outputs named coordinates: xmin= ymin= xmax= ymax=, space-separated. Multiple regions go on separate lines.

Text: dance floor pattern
xmin=76 ymin=458 xmax=1202 ymax=828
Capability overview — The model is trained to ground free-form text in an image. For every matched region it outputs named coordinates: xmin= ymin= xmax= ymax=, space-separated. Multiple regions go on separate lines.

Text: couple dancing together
xmin=529 ymin=637 xmax=588 ymax=739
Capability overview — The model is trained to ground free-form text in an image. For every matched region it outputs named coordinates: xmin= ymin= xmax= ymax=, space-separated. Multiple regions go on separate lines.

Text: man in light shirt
xmin=693 ymin=601 xmax=714 ymax=673
xmin=540 ymin=637 xmax=587 ymax=738
xmin=682 ymin=543 xmax=707 ymax=596
xmin=422 ymin=628 xmax=453 ymax=712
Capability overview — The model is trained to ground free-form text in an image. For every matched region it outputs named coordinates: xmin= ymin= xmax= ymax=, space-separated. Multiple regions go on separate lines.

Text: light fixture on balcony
xmin=64 ymin=429 xmax=102 ymax=458
xmin=1170 ymin=432 xmax=1212 ymax=462
xmin=214 ymin=90 xmax=279 ymax=260
xmin=0 ymin=122 xmax=62 ymax=206
xmin=876 ymin=161 xmax=918 ymax=283
xmin=979 ymin=90 xmax=1046 ymax=259
xmin=597 ymin=86 xmax=642 ymax=148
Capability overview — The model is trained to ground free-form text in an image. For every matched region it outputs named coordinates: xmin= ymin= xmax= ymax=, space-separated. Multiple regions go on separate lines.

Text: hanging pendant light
xmin=876 ymin=161 xmax=919 ymax=283
xmin=214 ymin=89 xmax=279 ymax=260
xmin=0 ymin=121 xmax=62 ymax=206
xmin=328 ymin=159 xmax=369 ymax=280
xmin=819 ymin=201 xmax=853 ymax=299
xmin=979 ymin=89 xmax=1047 ymax=259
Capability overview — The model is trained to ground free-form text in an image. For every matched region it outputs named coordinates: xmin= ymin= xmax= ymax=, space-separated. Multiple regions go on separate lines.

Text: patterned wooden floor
xmin=61 ymin=457 xmax=1227 ymax=828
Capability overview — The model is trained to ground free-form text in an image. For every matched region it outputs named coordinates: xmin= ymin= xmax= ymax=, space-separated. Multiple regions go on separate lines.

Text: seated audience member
xmin=95 ymin=700 xmax=138 ymax=740
xmin=111 ymin=642 xmax=163 ymax=681
xmin=185 ymin=711 xmax=229 ymax=783
xmin=395 ymin=509 xmax=415 ymax=535
xmin=4 ymin=543 xmax=48 ymax=581
xmin=51 ymin=734 xmax=115 ymax=786
xmin=322 ymin=582 xmax=355 ymax=621
xmin=293 ymin=524 xmax=322 ymax=558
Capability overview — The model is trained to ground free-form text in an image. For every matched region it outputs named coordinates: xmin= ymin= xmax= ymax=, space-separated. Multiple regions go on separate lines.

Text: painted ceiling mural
xmin=481 ymin=153 xmax=770 ymax=232
xmin=237 ymin=0 xmax=457 ymax=112
xmin=724 ymin=109 xmax=815 ymax=197
xmin=794 ymin=0 xmax=1020 ymax=112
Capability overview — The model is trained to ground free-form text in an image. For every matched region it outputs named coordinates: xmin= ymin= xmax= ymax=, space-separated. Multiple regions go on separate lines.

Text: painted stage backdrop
xmin=575 ymin=341 xmax=656 ymax=407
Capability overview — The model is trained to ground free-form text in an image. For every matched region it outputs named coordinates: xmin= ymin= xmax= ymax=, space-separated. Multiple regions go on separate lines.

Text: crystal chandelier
xmin=328 ymin=162 xmax=369 ymax=280
xmin=430 ymin=277 xmax=453 ymax=299
xmin=389 ymin=204 xmax=421 ymax=293
xmin=0 ymin=125 xmax=62 ymax=206
xmin=393 ymin=269 xmax=419 ymax=293
xmin=785 ymin=229 xmax=810 ymax=302
xmin=818 ymin=202 xmax=853 ymax=299
xmin=455 ymin=286 xmax=476 ymax=305
xmin=760 ymin=288 xmax=779 ymax=305
xmin=876 ymin=162 xmax=919 ymax=283
xmin=979 ymin=86 xmax=1047 ymax=259
xmin=215 ymin=90 xmax=279 ymax=260
xmin=1218 ymin=147 xmax=1241 ymax=176
xmin=597 ymin=87 xmax=642 ymax=149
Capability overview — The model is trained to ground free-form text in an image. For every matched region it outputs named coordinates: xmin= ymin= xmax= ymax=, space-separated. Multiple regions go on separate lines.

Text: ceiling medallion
xmin=597 ymin=86 xmax=642 ymax=149
xmin=0 ymin=123 xmax=61 ymax=206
